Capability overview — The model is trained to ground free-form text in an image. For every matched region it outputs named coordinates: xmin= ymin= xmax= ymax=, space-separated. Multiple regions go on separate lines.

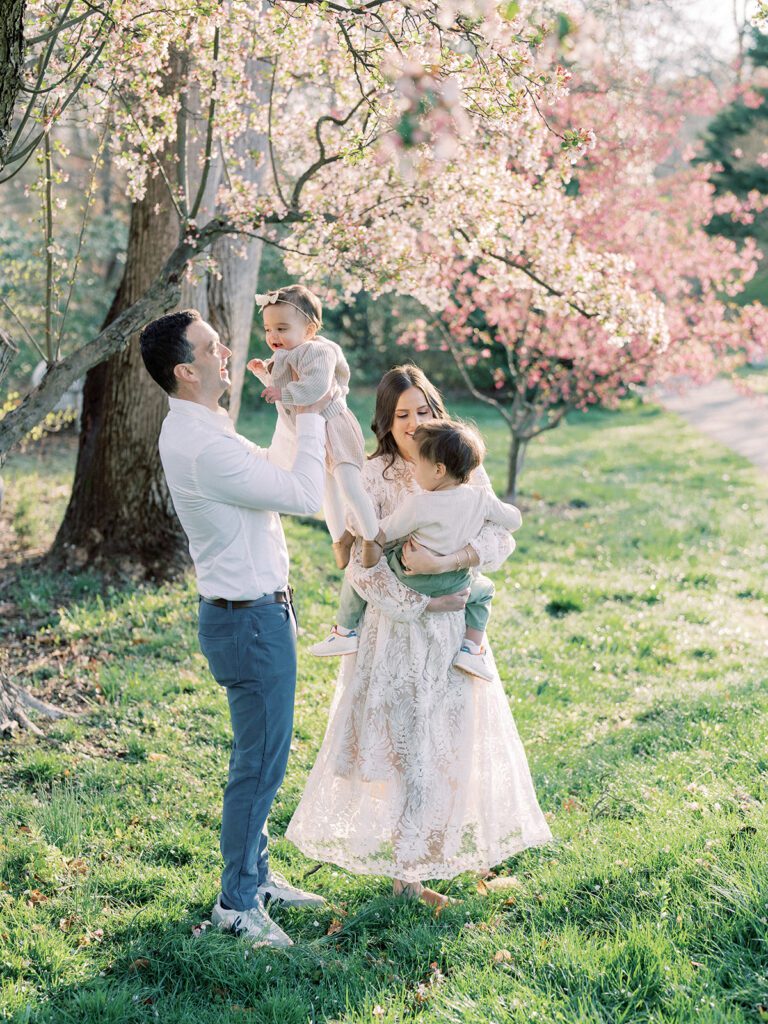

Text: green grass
xmin=1 ymin=395 xmax=767 ymax=1023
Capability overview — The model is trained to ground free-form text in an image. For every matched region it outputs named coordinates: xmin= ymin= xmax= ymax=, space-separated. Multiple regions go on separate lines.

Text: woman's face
xmin=390 ymin=386 xmax=436 ymax=462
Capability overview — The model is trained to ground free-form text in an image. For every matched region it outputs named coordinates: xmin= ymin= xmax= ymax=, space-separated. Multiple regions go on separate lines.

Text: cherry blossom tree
xmin=1 ymin=0 xmax=668 ymax=455
xmin=401 ymin=62 xmax=767 ymax=499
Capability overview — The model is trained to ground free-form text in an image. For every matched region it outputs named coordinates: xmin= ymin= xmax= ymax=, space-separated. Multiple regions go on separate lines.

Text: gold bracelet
xmin=455 ymin=550 xmax=462 ymax=570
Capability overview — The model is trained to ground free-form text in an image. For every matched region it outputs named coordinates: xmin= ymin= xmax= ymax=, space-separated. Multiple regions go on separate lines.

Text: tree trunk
xmin=209 ymin=56 xmax=269 ymax=425
xmin=209 ymin=233 xmax=264 ymax=424
xmin=0 ymin=0 xmax=25 ymax=166
xmin=51 ymin=164 xmax=186 ymax=577
xmin=505 ymin=432 xmax=528 ymax=502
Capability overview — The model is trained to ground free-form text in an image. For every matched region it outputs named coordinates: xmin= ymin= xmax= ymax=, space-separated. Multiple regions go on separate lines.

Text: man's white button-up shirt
xmin=159 ymin=398 xmax=326 ymax=600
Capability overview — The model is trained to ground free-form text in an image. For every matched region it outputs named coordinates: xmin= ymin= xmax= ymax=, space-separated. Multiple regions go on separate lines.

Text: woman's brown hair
xmin=370 ymin=364 xmax=447 ymax=474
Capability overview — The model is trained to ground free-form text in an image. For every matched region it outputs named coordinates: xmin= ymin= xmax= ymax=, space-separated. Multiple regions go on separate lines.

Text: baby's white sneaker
xmin=309 ymin=625 xmax=359 ymax=657
xmin=452 ymin=641 xmax=494 ymax=681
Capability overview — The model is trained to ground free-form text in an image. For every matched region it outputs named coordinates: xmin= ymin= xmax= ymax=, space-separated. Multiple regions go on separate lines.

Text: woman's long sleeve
xmin=467 ymin=464 xmax=516 ymax=572
xmin=344 ymin=458 xmax=430 ymax=623
xmin=345 ymin=554 xmax=430 ymax=623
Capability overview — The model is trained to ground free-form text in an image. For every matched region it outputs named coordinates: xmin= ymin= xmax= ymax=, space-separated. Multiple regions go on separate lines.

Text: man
xmin=140 ymin=309 xmax=327 ymax=947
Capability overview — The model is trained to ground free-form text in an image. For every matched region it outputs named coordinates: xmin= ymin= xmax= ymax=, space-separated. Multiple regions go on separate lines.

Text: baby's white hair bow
xmin=255 ymin=291 xmax=280 ymax=310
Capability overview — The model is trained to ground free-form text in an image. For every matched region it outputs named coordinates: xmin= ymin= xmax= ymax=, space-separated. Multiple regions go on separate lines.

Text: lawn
xmin=0 ymin=394 xmax=767 ymax=1024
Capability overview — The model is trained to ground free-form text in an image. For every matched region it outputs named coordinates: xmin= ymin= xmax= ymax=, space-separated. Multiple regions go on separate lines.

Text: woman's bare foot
xmin=418 ymin=886 xmax=452 ymax=910
xmin=392 ymin=879 xmax=454 ymax=910
xmin=393 ymin=879 xmax=422 ymax=899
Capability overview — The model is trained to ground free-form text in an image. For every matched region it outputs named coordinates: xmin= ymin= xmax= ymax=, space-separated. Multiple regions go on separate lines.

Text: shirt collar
xmin=167 ymin=397 xmax=233 ymax=430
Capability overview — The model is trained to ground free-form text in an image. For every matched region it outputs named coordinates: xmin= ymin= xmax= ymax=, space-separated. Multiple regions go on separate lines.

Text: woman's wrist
xmin=453 ymin=545 xmax=473 ymax=571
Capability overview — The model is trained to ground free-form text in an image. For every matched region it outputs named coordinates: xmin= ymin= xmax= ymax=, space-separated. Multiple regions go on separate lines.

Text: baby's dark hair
xmin=413 ymin=420 xmax=486 ymax=484
xmin=267 ymin=285 xmax=322 ymax=329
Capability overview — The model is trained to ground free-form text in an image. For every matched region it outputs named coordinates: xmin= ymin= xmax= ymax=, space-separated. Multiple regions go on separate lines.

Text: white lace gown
xmin=286 ymin=454 xmax=552 ymax=881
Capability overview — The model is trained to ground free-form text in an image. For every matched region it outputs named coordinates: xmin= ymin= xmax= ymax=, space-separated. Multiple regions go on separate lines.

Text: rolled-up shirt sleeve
xmin=194 ymin=413 xmax=326 ymax=515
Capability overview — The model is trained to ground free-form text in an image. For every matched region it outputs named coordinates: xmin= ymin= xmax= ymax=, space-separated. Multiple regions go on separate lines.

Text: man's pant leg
xmin=198 ymin=600 xmax=297 ymax=912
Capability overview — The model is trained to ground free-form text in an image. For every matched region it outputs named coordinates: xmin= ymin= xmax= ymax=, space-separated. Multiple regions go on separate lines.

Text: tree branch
xmin=0 ymin=326 xmax=19 ymax=391
xmin=0 ymin=218 xmax=230 ymax=460
xmin=437 ymin=321 xmax=513 ymax=425
xmin=289 ymin=90 xmax=375 ymax=211
xmin=267 ymin=58 xmax=289 ymax=211
xmin=0 ymin=295 xmax=46 ymax=362
xmin=189 ymin=24 xmax=220 ymax=222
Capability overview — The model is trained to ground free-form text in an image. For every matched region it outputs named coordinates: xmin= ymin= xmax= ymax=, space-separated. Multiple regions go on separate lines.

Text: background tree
xmin=51 ymin=60 xmax=185 ymax=574
xmin=403 ymin=57 xmax=767 ymax=499
xmin=697 ymin=27 xmax=768 ymax=303
xmin=1 ymin=1 xmax=668 ymax=450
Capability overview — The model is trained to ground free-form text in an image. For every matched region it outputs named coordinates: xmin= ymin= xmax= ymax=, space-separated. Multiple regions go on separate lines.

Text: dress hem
xmin=287 ymin=828 xmax=554 ymax=882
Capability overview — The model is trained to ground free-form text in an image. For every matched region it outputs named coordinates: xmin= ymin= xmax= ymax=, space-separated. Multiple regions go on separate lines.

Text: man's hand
xmin=296 ymin=388 xmax=334 ymax=415
xmin=426 ymin=588 xmax=470 ymax=612
xmin=261 ymin=385 xmax=282 ymax=404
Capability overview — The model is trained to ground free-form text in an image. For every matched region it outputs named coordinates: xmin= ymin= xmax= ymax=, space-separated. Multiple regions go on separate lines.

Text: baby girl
xmin=247 ymin=285 xmax=381 ymax=567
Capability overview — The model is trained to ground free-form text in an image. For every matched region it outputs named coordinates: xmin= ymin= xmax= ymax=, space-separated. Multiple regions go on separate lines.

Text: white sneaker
xmin=452 ymin=644 xmax=494 ymax=681
xmin=258 ymin=869 xmax=326 ymax=908
xmin=309 ymin=626 xmax=359 ymax=657
xmin=211 ymin=894 xmax=294 ymax=946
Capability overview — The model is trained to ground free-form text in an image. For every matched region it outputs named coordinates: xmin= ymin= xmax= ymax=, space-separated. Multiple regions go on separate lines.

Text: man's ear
xmin=174 ymin=361 xmax=197 ymax=386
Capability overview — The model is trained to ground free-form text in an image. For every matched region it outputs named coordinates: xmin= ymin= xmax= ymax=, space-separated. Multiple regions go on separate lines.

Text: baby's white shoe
xmin=452 ymin=641 xmax=494 ymax=681
xmin=309 ymin=625 xmax=359 ymax=657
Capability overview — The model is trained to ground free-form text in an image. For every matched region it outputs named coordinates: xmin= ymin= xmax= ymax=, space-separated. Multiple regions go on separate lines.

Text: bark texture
xmin=505 ymin=432 xmax=528 ymax=503
xmin=0 ymin=0 xmax=25 ymax=165
xmin=51 ymin=166 xmax=185 ymax=576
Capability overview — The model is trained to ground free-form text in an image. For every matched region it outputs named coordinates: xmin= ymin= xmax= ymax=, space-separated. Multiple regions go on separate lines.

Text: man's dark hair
xmin=140 ymin=309 xmax=201 ymax=394
xmin=413 ymin=419 xmax=486 ymax=484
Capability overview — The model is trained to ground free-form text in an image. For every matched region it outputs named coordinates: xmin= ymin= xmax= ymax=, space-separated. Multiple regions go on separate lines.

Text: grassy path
xmin=0 ymin=397 xmax=767 ymax=1023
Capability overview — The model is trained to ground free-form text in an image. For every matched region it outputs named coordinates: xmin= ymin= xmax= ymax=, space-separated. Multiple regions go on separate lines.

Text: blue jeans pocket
xmin=199 ymin=633 xmax=239 ymax=685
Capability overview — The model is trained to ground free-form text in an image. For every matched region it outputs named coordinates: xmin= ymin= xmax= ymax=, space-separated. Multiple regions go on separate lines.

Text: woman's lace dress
xmin=286 ymin=454 xmax=552 ymax=881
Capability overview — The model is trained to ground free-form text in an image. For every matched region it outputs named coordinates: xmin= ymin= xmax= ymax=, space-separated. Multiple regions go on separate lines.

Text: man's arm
xmin=195 ymin=413 xmax=326 ymax=514
xmin=265 ymin=413 xmax=297 ymax=470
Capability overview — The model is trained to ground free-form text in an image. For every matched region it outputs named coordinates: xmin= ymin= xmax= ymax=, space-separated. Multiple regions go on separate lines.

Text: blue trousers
xmin=198 ymin=598 xmax=297 ymax=912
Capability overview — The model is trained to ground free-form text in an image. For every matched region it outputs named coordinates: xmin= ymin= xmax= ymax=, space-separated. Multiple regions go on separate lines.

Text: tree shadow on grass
xmin=18 ymin=890 xmax=474 ymax=1024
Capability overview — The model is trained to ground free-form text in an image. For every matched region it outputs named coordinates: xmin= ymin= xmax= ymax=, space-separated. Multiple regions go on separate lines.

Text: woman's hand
xmin=401 ymin=538 xmax=449 ymax=575
xmin=425 ymin=588 xmax=470 ymax=613
xmin=402 ymin=538 xmax=479 ymax=574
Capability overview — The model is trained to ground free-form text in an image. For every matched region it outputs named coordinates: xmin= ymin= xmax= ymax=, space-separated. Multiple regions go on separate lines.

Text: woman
xmin=287 ymin=366 xmax=552 ymax=905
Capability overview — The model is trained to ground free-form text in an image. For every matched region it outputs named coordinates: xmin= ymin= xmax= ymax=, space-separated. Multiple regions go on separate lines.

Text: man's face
xmin=183 ymin=319 xmax=231 ymax=398
xmin=263 ymin=304 xmax=314 ymax=352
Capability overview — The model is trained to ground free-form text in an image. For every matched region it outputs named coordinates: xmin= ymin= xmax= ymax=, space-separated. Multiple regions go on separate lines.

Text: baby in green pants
xmin=311 ymin=420 xmax=522 ymax=680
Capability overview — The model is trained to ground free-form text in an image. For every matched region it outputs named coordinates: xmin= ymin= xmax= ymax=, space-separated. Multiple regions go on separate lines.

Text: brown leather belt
xmin=199 ymin=587 xmax=292 ymax=610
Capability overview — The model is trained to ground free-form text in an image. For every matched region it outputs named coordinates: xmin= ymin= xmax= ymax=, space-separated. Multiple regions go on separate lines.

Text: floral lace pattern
xmin=286 ymin=455 xmax=552 ymax=881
